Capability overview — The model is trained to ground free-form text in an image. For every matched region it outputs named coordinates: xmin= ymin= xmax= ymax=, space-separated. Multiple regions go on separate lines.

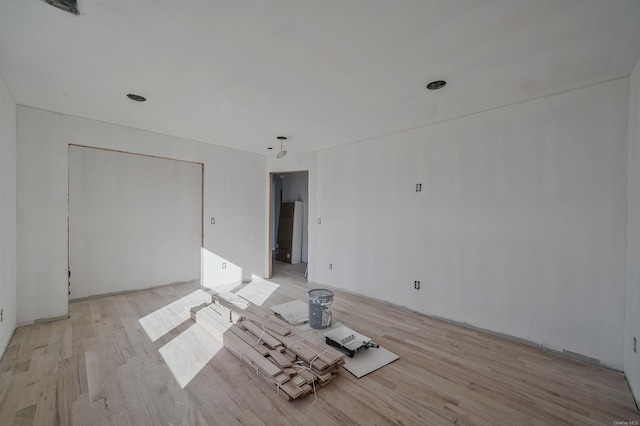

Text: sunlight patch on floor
xmin=158 ymin=323 xmax=222 ymax=388
xmin=137 ymin=277 xmax=280 ymax=388
xmin=234 ymin=278 xmax=280 ymax=306
xmin=139 ymin=289 xmax=211 ymax=342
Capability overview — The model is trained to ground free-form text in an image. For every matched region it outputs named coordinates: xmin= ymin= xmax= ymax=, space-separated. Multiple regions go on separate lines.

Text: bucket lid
xmin=308 ymin=288 xmax=333 ymax=298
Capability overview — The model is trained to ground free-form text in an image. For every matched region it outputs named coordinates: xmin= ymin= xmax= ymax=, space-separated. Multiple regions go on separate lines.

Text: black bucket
xmin=307 ymin=289 xmax=334 ymax=329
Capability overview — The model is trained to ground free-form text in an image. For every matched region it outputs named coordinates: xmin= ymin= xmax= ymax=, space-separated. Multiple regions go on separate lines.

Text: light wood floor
xmin=1 ymin=265 xmax=638 ymax=425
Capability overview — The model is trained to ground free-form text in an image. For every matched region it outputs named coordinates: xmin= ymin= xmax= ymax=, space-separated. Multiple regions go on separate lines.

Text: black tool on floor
xmin=325 ymin=336 xmax=380 ymax=358
xmin=324 ymin=329 xmax=380 ymax=358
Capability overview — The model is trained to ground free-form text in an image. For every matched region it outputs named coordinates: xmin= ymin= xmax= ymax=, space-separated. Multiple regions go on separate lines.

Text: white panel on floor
xmin=270 ymin=300 xmax=309 ymax=325
xmin=342 ymin=347 xmax=399 ymax=378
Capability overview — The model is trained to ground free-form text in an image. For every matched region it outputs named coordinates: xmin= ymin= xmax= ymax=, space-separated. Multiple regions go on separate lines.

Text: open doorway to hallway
xmin=269 ymin=171 xmax=308 ymax=280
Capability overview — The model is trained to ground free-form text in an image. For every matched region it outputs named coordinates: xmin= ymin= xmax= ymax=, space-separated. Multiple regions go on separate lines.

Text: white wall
xmin=0 ymin=74 xmax=17 ymax=358
xmin=314 ymin=79 xmax=629 ymax=369
xmin=626 ymin=59 xmax=640 ymax=402
xmin=68 ymin=146 xmax=201 ymax=299
xmin=282 ymin=171 xmax=309 ymax=263
xmin=17 ymin=106 xmax=265 ymax=324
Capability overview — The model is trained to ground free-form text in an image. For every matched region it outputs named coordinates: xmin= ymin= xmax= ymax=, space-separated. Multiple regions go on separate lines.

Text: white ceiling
xmin=1 ymin=1 xmax=639 ymax=155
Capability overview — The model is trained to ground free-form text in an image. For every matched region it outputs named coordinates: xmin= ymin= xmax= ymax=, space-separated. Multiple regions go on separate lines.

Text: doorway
xmin=269 ymin=171 xmax=309 ymax=279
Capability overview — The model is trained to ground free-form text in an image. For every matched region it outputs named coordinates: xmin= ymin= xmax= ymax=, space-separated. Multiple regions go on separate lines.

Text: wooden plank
xmin=268 ymin=350 xmax=292 ymax=368
xmin=243 ymin=332 xmax=270 ymax=357
xmin=291 ymin=375 xmax=306 ymax=387
xmin=223 ymin=326 xmax=271 ymax=357
xmin=279 ymin=380 xmax=306 ymax=399
xmin=270 ymin=372 xmax=291 ymax=385
xmin=246 ymin=317 xmax=292 ymax=337
xmin=196 ymin=310 xmax=231 ymax=343
xmin=295 ymin=368 xmax=315 ymax=384
xmin=189 ymin=302 xmax=210 ymax=319
xmin=283 ymin=367 xmax=298 ymax=376
xmin=204 ymin=304 xmax=232 ymax=324
xmin=223 ymin=327 xmax=282 ymax=378
xmin=240 ymin=320 xmax=283 ymax=350
xmin=273 ymin=333 xmax=332 ymax=370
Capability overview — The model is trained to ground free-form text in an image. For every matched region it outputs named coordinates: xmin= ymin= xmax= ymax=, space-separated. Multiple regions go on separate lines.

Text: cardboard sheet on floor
xmin=342 ymin=346 xmax=399 ymax=378
xmin=324 ymin=325 xmax=399 ymax=378
xmin=297 ymin=320 xmax=344 ymax=334
xmin=269 ymin=300 xmax=309 ymax=326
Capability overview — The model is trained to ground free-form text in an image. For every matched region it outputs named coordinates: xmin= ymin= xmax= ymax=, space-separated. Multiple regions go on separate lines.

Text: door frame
xmin=268 ymin=170 xmax=308 ymax=279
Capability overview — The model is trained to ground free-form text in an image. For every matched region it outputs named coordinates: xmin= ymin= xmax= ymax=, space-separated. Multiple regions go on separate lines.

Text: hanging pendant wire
xmin=277 ymin=140 xmax=287 ymax=158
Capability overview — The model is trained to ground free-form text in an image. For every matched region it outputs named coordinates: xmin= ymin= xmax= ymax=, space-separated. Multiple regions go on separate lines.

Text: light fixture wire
xmin=277 ymin=140 xmax=287 ymax=159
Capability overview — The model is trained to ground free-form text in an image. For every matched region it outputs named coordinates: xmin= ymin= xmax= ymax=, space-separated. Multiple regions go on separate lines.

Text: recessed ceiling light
xmin=41 ymin=0 xmax=79 ymax=15
xmin=126 ymin=93 xmax=147 ymax=102
xmin=426 ymin=80 xmax=447 ymax=90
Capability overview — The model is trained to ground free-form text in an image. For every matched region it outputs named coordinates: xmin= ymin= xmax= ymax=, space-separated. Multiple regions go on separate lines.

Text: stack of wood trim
xmin=190 ymin=301 xmax=241 ymax=324
xmin=192 ymin=301 xmax=345 ymax=401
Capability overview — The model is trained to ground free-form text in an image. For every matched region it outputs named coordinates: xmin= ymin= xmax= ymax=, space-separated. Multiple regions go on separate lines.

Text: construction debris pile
xmin=191 ymin=300 xmax=346 ymax=401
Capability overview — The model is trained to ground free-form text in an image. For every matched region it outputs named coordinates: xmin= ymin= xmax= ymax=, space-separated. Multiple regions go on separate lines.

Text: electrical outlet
xmin=211 ymin=218 xmax=215 ymax=225
xmin=318 ymin=218 xmax=322 ymax=225
xmin=222 ymin=262 xmax=226 ymax=269
xmin=416 ymin=183 xmax=422 ymax=192
xmin=634 ymin=337 xmax=637 ymax=354
xmin=414 ymin=281 xmax=420 ymax=290
xmin=328 ymin=263 xmax=332 ymax=270
xmin=0 ymin=308 xmax=3 ymax=322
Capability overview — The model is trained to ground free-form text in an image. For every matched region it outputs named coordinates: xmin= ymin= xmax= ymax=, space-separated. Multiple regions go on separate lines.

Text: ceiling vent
xmin=41 ymin=0 xmax=79 ymax=15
